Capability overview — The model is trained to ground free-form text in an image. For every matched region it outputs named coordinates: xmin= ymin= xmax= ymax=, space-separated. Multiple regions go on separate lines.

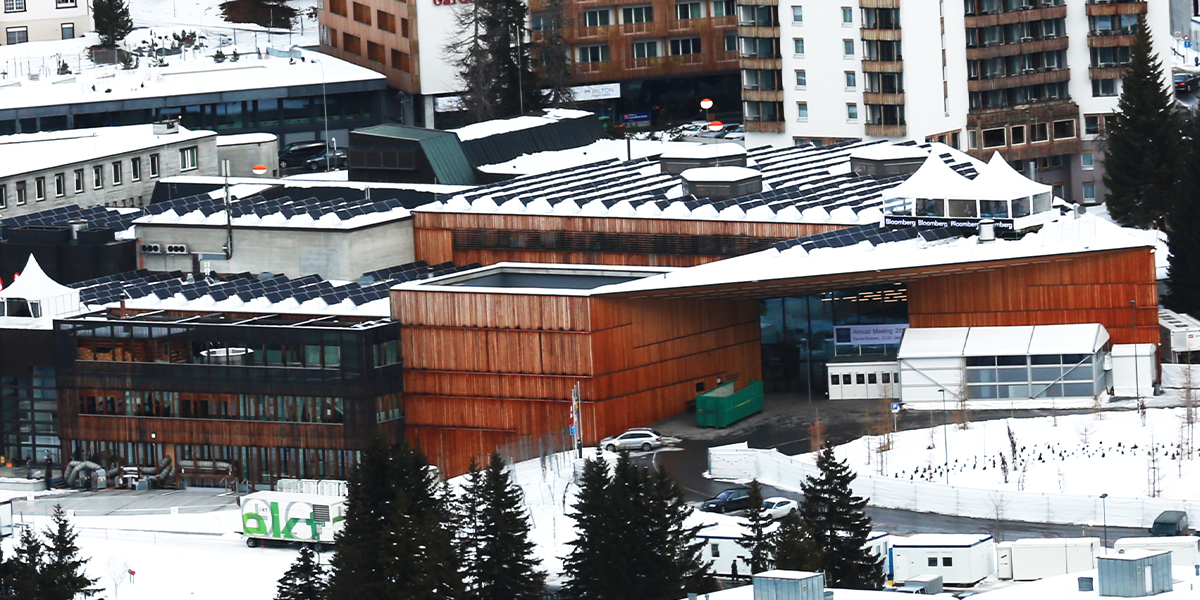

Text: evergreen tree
xmin=327 ymin=434 xmax=393 ymax=600
xmin=1102 ymin=20 xmax=1180 ymax=229
xmin=454 ymin=458 xmax=486 ymax=588
xmin=460 ymin=451 xmax=545 ymax=600
xmin=274 ymin=545 xmax=326 ymax=600
xmin=92 ymin=0 xmax=134 ymax=47
xmin=533 ymin=0 xmax=573 ymax=108
xmin=446 ymin=0 xmax=540 ymax=120
xmin=8 ymin=527 xmax=45 ymax=599
xmin=738 ymin=479 xmax=774 ymax=574
xmin=41 ymin=504 xmax=100 ymax=600
xmin=773 ymin=513 xmax=823 ymax=573
xmin=562 ymin=456 xmax=619 ymax=600
xmin=642 ymin=465 xmax=714 ymax=598
xmin=1165 ymin=116 xmax=1200 ymax=316
xmin=800 ymin=445 xmax=884 ymax=590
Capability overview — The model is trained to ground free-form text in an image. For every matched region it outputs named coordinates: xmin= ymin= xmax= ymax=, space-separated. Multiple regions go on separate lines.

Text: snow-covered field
xmin=822 ymin=408 xmax=1200 ymax=500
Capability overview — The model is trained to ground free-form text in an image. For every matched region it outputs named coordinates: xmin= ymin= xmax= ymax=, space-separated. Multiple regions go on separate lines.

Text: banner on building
xmin=833 ymin=324 xmax=909 ymax=346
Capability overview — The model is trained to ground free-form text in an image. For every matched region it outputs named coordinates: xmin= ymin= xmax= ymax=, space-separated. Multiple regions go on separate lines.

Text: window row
xmin=794 ymin=102 xmax=859 ymax=121
xmin=966 ymin=18 xmax=1064 ymax=47
xmin=964 ymin=0 xmax=1065 ymax=15
xmin=1088 ymin=14 xmax=1139 ymax=36
xmin=0 ymin=154 xmax=166 ymax=210
xmin=968 ymin=51 xmax=1066 ymax=80
xmin=787 ymin=70 xmax=858 ymax=90
xmin=562 ymin=0 xmax=739 ymax=26
xmin=830 ymin=371 xmax=899 ymax=386
xmin=968 ymin=81 xmax=1069 ymax=109
xmin=787 ymin=6 xmax=855 ymax=25
xmin=972 ymin=119 xmax=1076 ymax=151
xmin=80 ymin=391 xmax=347 ymax=423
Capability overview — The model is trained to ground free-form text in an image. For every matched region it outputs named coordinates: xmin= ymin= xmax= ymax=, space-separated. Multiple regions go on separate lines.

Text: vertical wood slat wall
xmin=412 ymin=212 xmax=848 ymax=268
xmin=392 ymin=289 xmax=761 ymax=477
xmin=907 ymin=248 xmax=1159 ymax=344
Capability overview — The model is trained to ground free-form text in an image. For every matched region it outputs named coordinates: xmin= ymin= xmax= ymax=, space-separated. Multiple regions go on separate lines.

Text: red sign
xmin=433 ymin=0 xmax=471 ymax=5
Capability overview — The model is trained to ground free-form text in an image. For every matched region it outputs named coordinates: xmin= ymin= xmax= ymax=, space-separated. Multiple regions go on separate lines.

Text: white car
xmin=599 ymin=428 xmax=666 ymax=452
xmin=763 ymin=497 xmax=798 ymax=520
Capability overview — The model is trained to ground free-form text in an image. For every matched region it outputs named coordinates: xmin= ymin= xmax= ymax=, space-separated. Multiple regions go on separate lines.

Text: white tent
xmin=0 ymin=254 xmax=83 ymax=322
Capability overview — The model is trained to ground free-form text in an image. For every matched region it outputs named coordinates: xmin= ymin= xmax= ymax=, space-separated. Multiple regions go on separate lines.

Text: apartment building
xmin=744 ymin=0 xmax=1171 ymax=205
xmin=0 ymin=0 xmax=91 ymax=45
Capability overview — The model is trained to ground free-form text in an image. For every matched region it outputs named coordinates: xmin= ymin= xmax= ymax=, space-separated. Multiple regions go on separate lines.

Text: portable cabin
xmin=996 ymin=538 xmax=1100 ymax=581
xmin=1097 ymin=549 xmax=1173 ymax=597
xmin=1114 ymin=537 xmax=1200 ymax=567
xmin=891 ymin=534 xmax=995 ymax=586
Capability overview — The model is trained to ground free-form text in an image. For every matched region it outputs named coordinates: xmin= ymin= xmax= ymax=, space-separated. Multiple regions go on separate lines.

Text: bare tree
xmin=532 ymin=0 xmax=574 ymax=107
xmin=445 ymin=1 xmax=499 ymax=122
xmin=989 ymin=493 xmax=1009 ymax=541
xmin=1147 ymin=430 xmax=1163 ymax=498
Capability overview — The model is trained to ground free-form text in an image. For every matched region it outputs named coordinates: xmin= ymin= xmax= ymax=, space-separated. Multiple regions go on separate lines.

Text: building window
xmin=1052 ymin=119 xmax=1075 ymax=139
xmin=0 ymin=184 xmax=5 ymax=209
xmin=328 ymin=0 xmax=345 ymax=16
xmin=792 ymin=6 xmax=802 ymax=23
xmin=112 ymin=161 xmax=122 ymax=185
xmin=982 ymin=127 xmax=1005 ymax=148
xmin=669 ymin=37 xmax=701 ymax=55
xmin=584 ymin=9 xmax=611 ymax=27
xmin=367 ymin=41 xmax=385 ymax=64
xmin=34 ymin=177 xmax=45 ymax=201
xmin=342 ymin=33 xmax=361 ymax=55
xmin=180 ymin=146 xmax=198 ymax=171
xmin=795 ymin=70 xmax=806 ymax=87
xmin=623 ymin=5 xmax=653 ymax=23
xmin=4 ymin=0 xmax=25 ymax=12
xmin=391 ymin=49 xmax=411 ymax=71
xmin=676 ymin=1 xmax=700 ymax=19
xmin=149 ymin=154 xmax=160 ymax=177
xmin=131 ymin=157 xmax=141 ymax=181
xmin=843 ymin=39 xmax=854 ymax=57
xmin=578 ymin=44 xmax=610 ymax=62
xmin=1085 ymin=116 xmax=1102 ymax=135
xmin=73 ymin=169 xmax=84 ymax=192
xmin=744 ymin=101 xmax=782 ymax=122
xmin=724 ymin=31 xmax=737 ymax=52
xmin=377 ymin=10 xmax=395 ymax=32
xmin=968 ymin=130 xmax=979 ymax=150
xmin=54 ymin=173 xmax=65 ymax=197
xmin=1083 ymin=183 xmax=1096 ymax=202
xmin=633 ymin=40 xmax=658 ymax=59
xmin=847 ymin=103 xmax=858 ymax=120
xmin=1082 ymin=152 xmax=1094 ymax=170
xmin=15 ymin=181 xmax=26 ymax=205
xmin=92 ymin=165 xmax=103 ymax=189
xmin=1010 ymin=125 xmax=1025 ymax=145
xmin=1030 ymin=122 xmax=1048 ymax=142
xmin=61 ymin=22 xmax=74 ymax=39
xmin=6 ymin=26 xmax=27 ymax=44
xmin=841 ymin=6 xmax=852 ymax=23
xmin=1092 ymin=78 xmax=1118 ymax=97
xmin=352 ymin=2 xmax=370 ymax=24
xmin=56 ymin=0 xmax=75 ymax=6
xmin=793 ymin=38 xmax=804 ymax=55
xmin=712 ymin=0 xmax=733 ymax=17
xmin=797 ymin=101 xmax=808 ymax=121
xmin=927 ymin=557 xmax=938 ymax=567
xmin=943 ymin=557 xmax=953 ymax=567
xmin=844 ymin=71 xmax=856 ymax=88
xmin=322 ymin=25 xmax=337 ymax=48
xmin=401 ymin=18 xmax=409 ymax=37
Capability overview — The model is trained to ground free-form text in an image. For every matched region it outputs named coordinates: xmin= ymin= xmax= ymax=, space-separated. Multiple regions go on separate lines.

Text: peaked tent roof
xmin=883 ymin=154 xmax=979 ymax=200
xmin=970 ymin=152 xmax=1052 ymax=199
xmin=0 ymin=254 xmax=76 ymax=300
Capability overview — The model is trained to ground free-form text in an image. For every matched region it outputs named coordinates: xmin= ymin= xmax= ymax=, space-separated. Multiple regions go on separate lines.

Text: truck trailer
xmin=241 ymin=490 xmax=346 ymax=547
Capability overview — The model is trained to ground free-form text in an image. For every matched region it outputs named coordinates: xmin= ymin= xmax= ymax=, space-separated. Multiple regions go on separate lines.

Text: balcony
xmin=964 ymin=5 xmax=1066 ymax=27
xmin=967 ymin=67 xmax=1070 ymax=92
xmin=865 ymin=123 xmax=907 ymax=136
xmin=1088 ymin=31 xmax=1137 ymax=47
xmin=967 ymin=97 xmax=1078 ymax=126
xmin=862 ymin=28 xmax=902 ymax=41
xmin=862 ymin=60 xmax=904 ymax=72
xmin=966 ymin=36 xmax=1068 ymax=60
xmin=864 ymin=92 xmax=905 ymax=105
xmin=860 ymin=0 xmax=900 ymax=8
xmin=742 ymin=89 xmax=784 ymax=102
xmin=1085 ymin=0 xmax=1147 ymax=16
xmin=1089 ymin=65 xmax=1126 ymax=79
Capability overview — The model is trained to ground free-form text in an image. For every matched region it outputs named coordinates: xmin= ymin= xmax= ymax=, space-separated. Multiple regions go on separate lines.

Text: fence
xmin=708 ymin=443 xmax=1200 ymax=529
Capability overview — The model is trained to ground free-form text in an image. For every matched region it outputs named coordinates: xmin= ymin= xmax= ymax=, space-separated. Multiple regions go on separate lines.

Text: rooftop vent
xmin=978 ymin=219 xmax=996 ymax=243
xmin=153 ymin=120 xmax=180 ymax=135
xmin=68 ymin=219 xmax=88 ymax=240
xmin=680 ymin=166 xmax=762 ymax=201
xmin=660 ymin=143 xmax=747 ymax=175
xmin=848 ymin=145 xmax=929 ymax=178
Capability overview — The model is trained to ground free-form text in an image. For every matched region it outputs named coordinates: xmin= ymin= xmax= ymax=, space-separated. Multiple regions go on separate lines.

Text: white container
xmin=996 ymin=538 xmax=1100 ymax=581
xmin=891 ymin=534 xmax=995 ymax=586
xmin=1111 ymin=343 xmax=1157 ymax=398
xmin=240 ymin=490 xmax=347 ymax=545
xmin=1114 ymin=536 xmax=1200 ymax=567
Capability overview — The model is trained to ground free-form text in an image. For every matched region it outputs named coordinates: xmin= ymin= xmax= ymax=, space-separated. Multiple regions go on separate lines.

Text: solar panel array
xmin=771 ymin=224 xmax=961 ymax=253
xmin=1 ymin=204 xmax=143 ymax=232
xmin=435 ymin=140 xmax=981 ymax=223
xmin=71 ymin=260 xmax=480 ymax=308
xmin=143 ymin=191 xmax=408 ymax=223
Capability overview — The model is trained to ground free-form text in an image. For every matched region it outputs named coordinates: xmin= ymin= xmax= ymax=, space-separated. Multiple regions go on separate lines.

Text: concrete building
xmin=744 ymin=0 xmax=1172 ymax=205
xmin=0 ymin=0 xmax=92 ymax=45
xmin=0 ymin=123 xmax=218 ymax=217
xmin=216 ymin=134 xmax=280 ymax=178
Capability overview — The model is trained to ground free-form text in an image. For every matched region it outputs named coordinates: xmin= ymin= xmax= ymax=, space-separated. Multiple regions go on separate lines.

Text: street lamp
xmin=938 ymin=388 xmax=949 ymax=485
xmin=1100 ymin=493 xmax=1109 ymax=555
xmin=1130 ymin=299 xmax=1141 ymax=407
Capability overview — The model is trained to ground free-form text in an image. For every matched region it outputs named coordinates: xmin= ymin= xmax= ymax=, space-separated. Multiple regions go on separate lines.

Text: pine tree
xmin=1165 ymin=116 xmax=1200 ymax=316
xmin=642 ymin=465 xmax=714 ymax=598
xmin=533 ymin=0 xmax=573 ymax=108
xmin=8 ymin=527 xmax=45 ymax=599
xmin=327 ymin=434 xmax=393 ymax=600
xmin=800 ymin=445 xmax=884 ymax=590
xmin=41 ymin=505 xmax=100 ymax=600
xmin=562 ymin=455 xmax=619 ymax=600
xmin=274 ymin=545 xmax=327 ymax=600
xmin=459 ymin=451 xmax=545 ymax=600
xmin=738 ymin=479 xmax=774 ymax=574
xmin=773 ymin=513 xmax=823 ymax=573
xmin=454 ymin=458 xmax=486 ymax=589
xmin=92 ymin=0 xmax=134 ymax=47
xmin=1102 ymin=20 xmax=1180 ymax=229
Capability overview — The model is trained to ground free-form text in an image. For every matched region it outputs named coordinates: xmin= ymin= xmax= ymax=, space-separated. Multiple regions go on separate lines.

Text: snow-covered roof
xmin=2 ymin=204 xmax=143 ymax=238
xmin=595 ymin=212 xmax=1150 ymax=297
xmin=973 ymin=565 xmax=1199 ymax=599
xmin=216 ymin=133 xmax=278 ymax=146
xmin=898 ymin=328 xmax=969 ymax=359
xmin=0 ymin=255 xmax=86 ymax=329
xmin=0 ymin=124 xmax=215 ymax=178
xmin=158 ymin=175 xmax=469 ymax=195
xmin=423 ymin=140 xmax=984 ymax=225
xmin=659 ymin=142 xmax=746 ymax=160
xmin=681 ymin=166 xmax=760 ymax=183
xmin=902 ymin=324 xmax=1108 ymax=359
xmin=848 ymin=144 xmax=929 ymax=161
xmin=883 ymin=154 xmax=982 ymax=201
xmin=393 ymin=263 xmax=676 ymax=297
xmin=0 ymin=48 xmax=384 ymax=112
xmin=1027 ymin=323 xmax=1109 ymax=356
xmin=477 ymin=139 xmax=707 ymax=176
xmin=962 ymin=326 xmax=1035 ymax=357
xmin=971 ymin=153 xmax=1052 ymax=198
xmin=449 ymin=108 xmax=593 ymax=142
xmin=892 ymin=533 xmax=994 ymax=547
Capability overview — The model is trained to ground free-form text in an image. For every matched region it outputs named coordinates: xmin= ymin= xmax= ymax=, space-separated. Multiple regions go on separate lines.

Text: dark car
xmin=701 ymin=486 xmax=751 ymax=513
xmin=1175 ymin=72 xmax=1198 ymax=94
xmin=279 ymin=141 xmax=329 ymax=170
xmin=305 ymin=148 xmax=348 ymax=171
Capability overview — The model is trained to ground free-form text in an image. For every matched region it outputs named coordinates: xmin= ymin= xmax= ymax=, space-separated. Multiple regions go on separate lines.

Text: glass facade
xmin=760 ymin=283 xmax=908 ymax=394
xmin=0 ymin=366 xmax=60 ymax=464
xmin=965 ymin=351 xmax=1104 ymax=400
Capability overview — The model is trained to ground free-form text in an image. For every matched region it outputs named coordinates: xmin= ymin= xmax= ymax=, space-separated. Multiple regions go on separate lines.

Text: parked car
xmin=701 ymin=486 xmax=751 ymax=513
xmin=1150 ymin=510 xmax=1189 ymax=536
xmin=724 ymin=124 xmax=745 ymax=140
xmin=762 ymin=497 xmax=798 ymax=520
xmin=279 ymin=141 xmax=329 ymax=170
xmin=1175 ymin=72 xmax=1198 ymax=94
xmin=305 ymin=148 xmax=348 ymax=171
xmin=599 ymin=428 xmax=665 ymax=452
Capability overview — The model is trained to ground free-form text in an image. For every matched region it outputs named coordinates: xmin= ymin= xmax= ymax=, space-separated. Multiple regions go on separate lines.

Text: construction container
xmin=696 ymin=380 xmax=763 ymax=428
xmin=752 ymin=570 xmax=824 ymax=600
xmin=1097 ymin=549 xmax=1173 ymax=597
xmin=997 ymin=538 xmax=1100 ymax=580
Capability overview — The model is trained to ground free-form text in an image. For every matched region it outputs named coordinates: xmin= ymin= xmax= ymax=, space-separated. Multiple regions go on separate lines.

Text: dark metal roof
xmin=457 ymin=112 xmax=607 ymax=167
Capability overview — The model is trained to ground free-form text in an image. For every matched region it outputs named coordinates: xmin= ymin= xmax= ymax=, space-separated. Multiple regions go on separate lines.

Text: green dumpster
xmin=695 ymin=380 xmax=763 ymax=428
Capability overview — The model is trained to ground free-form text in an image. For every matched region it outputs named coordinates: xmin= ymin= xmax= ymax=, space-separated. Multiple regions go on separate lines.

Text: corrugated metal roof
xmin=419 ymin=135 xmax=477 ymax=186
xmin=354 ymin=124 xmax=452 ymax=142
xmin=457 ymin=113 xmax=606 ymax=166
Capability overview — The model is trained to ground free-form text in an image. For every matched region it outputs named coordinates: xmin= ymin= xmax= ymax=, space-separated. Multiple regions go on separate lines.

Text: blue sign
xmin=1187 ymin=40 xmax=1192 ymax=48
xmin=570 ymin=425 xmax=577 ymax=436
xmin=621 ymin=112 xmax=651 ymax=125
xmin=890 ymin=402 xmax=900 ymax=414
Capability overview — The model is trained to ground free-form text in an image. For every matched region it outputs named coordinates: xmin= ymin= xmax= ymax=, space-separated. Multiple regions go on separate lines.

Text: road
xmin=644 ymin=393 xmax=1153 ymax=544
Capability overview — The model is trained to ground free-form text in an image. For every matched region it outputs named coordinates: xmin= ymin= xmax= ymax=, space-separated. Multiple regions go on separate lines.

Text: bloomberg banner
xmin=883 ymin=216 xmax=1014 ymax=231
xmin=834 ymin=324 xmax=908 ymax=346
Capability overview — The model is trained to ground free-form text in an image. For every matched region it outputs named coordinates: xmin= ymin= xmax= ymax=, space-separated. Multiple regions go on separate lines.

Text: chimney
xmin=978 ymin=219 xmax=996 ymax=243
xmin=67 ymin=219 xmax=88 ymax=240
xmin=153 ymin=120 xmax=180 ymax=135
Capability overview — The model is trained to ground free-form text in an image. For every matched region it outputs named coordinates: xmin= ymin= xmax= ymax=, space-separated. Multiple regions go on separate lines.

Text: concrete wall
xmin=216 ymin=135 xmax=279 ymax=178
xmin=139 ymin=218 xmax=415 ymax=280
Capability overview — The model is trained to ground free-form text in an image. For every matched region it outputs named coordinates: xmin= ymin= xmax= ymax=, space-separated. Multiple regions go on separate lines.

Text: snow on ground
xmin=815 ymin=408 xmax=1200 ymax=500
xmin=128 ymin=0 xmax=320 ymax=48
